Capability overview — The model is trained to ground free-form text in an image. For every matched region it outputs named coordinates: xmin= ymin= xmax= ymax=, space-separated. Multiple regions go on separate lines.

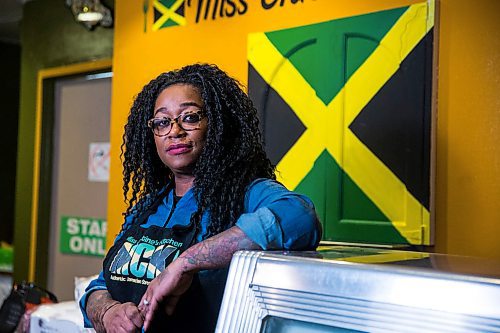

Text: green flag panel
xmin=295 ymin=151 xmax=407 ymax=244
xmin=265 ymin=6 xmax=408 ymax=105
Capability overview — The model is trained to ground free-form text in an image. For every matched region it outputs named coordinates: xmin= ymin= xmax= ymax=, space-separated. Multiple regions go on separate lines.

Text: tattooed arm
xmin=138 ymin=226 xmax=260 ymax=330
xmin=177 ymin=225 xmax=260 ymax=270
xmin=87 ymin=290 xmax=143 ymax=333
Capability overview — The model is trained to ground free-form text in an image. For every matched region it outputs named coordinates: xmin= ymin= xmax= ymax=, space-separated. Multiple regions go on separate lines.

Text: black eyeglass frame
xmin=147 ymin=110 xmax=205 ymax=137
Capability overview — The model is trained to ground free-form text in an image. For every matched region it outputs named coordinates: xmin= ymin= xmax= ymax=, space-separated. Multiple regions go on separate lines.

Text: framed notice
xmin=88 ymin=142 xmax=110 ymax=182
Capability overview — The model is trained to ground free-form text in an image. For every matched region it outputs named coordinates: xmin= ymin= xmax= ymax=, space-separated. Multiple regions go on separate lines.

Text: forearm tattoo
xmin=86 ymin=290 xmax=120 ymax=333
xmin=180 ymin=226 xmax=260 ymax=272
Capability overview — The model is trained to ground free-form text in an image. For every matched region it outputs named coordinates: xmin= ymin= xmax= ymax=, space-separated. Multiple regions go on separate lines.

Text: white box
xmin=29 ymin=301 xmax=95 ymax=333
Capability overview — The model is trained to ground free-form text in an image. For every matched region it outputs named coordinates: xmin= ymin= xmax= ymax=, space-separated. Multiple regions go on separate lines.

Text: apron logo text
xmin=109 ymin=240 xmax=180 ymax=281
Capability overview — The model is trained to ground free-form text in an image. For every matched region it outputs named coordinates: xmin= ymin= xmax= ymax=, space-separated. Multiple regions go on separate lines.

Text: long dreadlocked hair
xmin=121 ymin=63 xmax=275 ymax=238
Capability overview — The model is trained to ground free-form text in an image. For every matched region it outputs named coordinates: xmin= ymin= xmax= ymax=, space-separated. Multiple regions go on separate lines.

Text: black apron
xmin=102 ymin=192 xmax=227 ymax=332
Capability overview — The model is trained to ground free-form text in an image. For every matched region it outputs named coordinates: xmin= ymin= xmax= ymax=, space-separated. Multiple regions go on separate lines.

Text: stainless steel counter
xmin=216 ymin=247 xmax=500 ymax=333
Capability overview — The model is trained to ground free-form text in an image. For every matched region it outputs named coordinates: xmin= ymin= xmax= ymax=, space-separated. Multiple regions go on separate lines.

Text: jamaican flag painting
xmin=151 ymin=0 xmax=186 ymax=31
xmin=248 ymin=1 xmax=435 ymax=245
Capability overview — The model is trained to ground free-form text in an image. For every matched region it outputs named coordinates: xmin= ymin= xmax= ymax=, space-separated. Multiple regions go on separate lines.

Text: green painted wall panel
xmin=295 ymin=151 xmax=407 ymax=244
xmin=265 ymin=6 xmax=407 ymax=105
xmin=13 ymin=0 xmax=113 ymax=284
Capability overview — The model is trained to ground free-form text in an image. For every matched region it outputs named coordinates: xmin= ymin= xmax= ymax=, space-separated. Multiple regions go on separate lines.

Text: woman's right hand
xmin=101 ymin=302 xmax=144 ymax=333
xmin=87 ymin=290 xmax=144 ymax=333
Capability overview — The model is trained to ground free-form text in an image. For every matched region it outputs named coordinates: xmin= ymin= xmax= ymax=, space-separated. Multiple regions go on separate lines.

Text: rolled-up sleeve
xmin=79 ymin=271 xmax=107 ymax=328
xmin=236 ymin=179 xmax=321 ymax=250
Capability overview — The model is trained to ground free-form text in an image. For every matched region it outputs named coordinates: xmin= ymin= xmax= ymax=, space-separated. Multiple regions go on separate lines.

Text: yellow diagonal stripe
xmin=343 ymin=3 xmax=432 ymax=126
xmin=248 ymin=33 xmax=324 ymax=129
xmin=248 ymin=2 xmax=434 ymax=245
xmin=275 ymin=130 xmax=325 ymax=188
xmin=427 ymin=0 xmax=435 ymax=33
xmin=341 ymin=2 xmax=432 ymax=244
xmin=336 ymin=251 xmax=429 ymax=264
xmin=248 ymin=32 xmax=334 ymax=190
xmin=152 ymin=0 xmax=186 ymax=31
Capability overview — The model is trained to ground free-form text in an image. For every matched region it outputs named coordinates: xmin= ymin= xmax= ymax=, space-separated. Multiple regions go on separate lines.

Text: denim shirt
xmin=79 ymin=178 xmax=321 ymax=327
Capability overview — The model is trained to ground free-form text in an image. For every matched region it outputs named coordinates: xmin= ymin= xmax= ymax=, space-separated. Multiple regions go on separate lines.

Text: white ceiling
xmin=0 ymin=0 xmax=31 ymax=44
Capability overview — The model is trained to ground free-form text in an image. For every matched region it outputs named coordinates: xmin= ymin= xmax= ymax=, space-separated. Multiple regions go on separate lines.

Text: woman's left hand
xmin=138 ymin=258 xmax=194 ymax=330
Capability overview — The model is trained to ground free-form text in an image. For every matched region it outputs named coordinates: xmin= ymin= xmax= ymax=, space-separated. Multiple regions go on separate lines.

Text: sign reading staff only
xmin=60 ymin=216 xmax=107 ymax=257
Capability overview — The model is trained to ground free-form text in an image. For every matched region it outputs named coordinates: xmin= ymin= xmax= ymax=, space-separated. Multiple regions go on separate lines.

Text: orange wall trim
xmin=434 ymin=0 xmax=500 ymax=259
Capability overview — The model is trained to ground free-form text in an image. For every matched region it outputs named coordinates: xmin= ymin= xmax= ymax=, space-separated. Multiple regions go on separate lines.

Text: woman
xmin=80 ymin=63 xmax=321 ymax=333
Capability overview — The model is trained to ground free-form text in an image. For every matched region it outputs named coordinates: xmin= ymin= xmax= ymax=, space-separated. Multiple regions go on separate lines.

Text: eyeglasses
xmin=147 ymin=110 xmax=205 ymax=137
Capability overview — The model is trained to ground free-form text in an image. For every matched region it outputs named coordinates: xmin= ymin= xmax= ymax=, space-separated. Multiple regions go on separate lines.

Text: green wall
xmin=14 ymin=0 xmax=113 ymax=284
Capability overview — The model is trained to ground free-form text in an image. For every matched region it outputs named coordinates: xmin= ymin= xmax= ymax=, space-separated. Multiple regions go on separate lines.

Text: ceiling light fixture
xmin=65 ymin=0 xmax=112 ymax=30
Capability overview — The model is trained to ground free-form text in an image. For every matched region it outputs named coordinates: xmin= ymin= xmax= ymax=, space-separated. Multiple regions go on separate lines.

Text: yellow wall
xmin=434 ymin=0 xmax=500 ymax=259
xmin=108 ymin=0 xmax=500 ymax=259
